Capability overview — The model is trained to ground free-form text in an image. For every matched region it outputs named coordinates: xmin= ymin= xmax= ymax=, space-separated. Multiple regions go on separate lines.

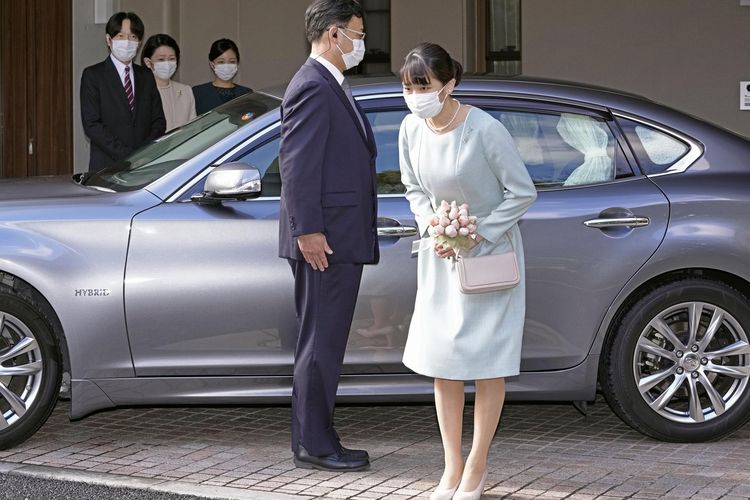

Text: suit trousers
xmin=288 ymin=259 xmax=364 ymax=456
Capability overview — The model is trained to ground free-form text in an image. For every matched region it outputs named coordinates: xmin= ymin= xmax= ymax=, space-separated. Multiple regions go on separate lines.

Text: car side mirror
xmin=191 ymin=162 xmax=262 ymax=203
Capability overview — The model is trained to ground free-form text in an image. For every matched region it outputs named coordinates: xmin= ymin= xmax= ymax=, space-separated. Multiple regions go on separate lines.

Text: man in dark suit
xmin=279 ymin=0 xmax=378 ymax=472
xmin=80 ymin=12 xmax=165 ymax=172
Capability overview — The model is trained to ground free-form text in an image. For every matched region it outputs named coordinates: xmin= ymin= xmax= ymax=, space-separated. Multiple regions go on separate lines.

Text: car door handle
xmin=377 ymin=226 xmax=419 ymax=238
xmin=583 ymin=217 xmax=650 ymax=228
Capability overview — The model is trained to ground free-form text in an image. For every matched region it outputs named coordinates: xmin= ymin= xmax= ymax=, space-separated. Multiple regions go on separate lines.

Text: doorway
xmin=0 ymin=0 xmax=73 ymax=178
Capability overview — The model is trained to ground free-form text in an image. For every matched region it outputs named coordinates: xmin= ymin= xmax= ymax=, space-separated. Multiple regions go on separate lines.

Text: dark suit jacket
xmin=80 ymin=57 xmax=166 ymax=172
xmin=278 ymin=58 xmax=379 ymax=265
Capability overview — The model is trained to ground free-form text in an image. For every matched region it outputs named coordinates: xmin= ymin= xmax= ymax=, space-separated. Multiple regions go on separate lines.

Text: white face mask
xmin=403 ymin=83 xmax=450 ymax=119
xmin=213 ymin=63 xmax=238 ymax=81
xmin=335 ymin=28 xmax=365 ymax=70
xmin=110 ymin=39 xmax=139 ymax=63
xmin=152 ymin=61 xmax=177 ymax=81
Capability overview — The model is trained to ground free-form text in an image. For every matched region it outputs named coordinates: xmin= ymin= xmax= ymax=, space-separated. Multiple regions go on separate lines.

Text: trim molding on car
xmin=612 ymin=111 xmax=704 ymax=177
xmin=356 ymin=91 xmax=611 ymax=112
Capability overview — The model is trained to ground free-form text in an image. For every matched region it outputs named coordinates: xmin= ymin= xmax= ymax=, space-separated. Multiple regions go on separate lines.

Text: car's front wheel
xmin=601 ymin=277 xmax=750 ymax=442
xmin=0 ymin=277 xmax=61 ymax=449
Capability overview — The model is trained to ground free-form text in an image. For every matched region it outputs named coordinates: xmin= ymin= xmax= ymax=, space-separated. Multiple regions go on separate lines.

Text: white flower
xmin=459 ymin=227 xmax=469 ymax=236
xmin=445 ymin=225 xmax=458 ymax=238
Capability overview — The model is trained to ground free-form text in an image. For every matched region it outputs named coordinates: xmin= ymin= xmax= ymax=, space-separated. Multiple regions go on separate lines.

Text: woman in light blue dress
xmin=398 ymin=43 xmax=537 ymax=500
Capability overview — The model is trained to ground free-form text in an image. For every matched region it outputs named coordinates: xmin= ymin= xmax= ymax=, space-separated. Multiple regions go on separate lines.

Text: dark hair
xmin=304 ymin=0 xmax=364 ymax=43
xmin=105 ymin=12 xmax=145 ymax=40
xmin=400 ymin=42 xmax=463 ymax=87
xmin=208 ymin=38 xmax=241 ymax=62
xmin=141 ymin=34 xmax=181 ymax=66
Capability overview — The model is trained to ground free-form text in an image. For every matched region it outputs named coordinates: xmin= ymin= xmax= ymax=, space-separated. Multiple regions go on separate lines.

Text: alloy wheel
xmin=633 ymin=301 xmax=750 ymax=424
xmin=0 ymin=312 xmax=44 ymax=429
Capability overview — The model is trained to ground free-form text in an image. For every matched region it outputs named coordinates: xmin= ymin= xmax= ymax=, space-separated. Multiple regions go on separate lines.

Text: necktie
xmin=124 ymin=66 xmax=134 ymax=113
xmin=342 ymin=79 xmax=366 ymax=134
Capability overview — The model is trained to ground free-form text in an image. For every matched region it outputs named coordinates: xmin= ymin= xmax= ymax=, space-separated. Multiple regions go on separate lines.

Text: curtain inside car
xmin=556 ymin=113 xmax=613 ymax=186
xmin=499 ymin=112 xmax=544 ymax=165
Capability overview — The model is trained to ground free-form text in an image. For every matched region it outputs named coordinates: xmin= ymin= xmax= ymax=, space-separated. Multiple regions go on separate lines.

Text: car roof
xmin=260 ymin=74 xmax=654 ymax=108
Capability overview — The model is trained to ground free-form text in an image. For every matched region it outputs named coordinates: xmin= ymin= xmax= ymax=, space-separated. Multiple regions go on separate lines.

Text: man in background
xmin=80 ymin=11 xmax=165 ymax=172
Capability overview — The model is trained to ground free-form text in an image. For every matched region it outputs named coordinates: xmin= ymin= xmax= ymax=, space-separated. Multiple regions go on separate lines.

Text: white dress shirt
xmin=309 ymin=53 xmax=344 ymax=86
xmin=110 ymin=54 xmax=135 ymax=98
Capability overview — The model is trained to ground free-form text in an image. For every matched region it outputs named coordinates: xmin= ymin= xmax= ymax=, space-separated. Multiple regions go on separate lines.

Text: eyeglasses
xmin=339 ymin=26 xmax=366 ymax=40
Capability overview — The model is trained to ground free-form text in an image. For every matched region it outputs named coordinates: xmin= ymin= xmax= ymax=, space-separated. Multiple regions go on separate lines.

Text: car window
xmin=617 ymin=118 xmax=689 ymax=175
xmin=187 ymin=108 xmax=411 ymax=199
xmin=235 ymin=137 xmax=282 ymax=197
xmin=366 ymin=109 xmax=409 ymax=194
xmin=84 ymin=92 xmax=281 ymax=192
xmin=485 ymin=109 xmax=633 ymax=189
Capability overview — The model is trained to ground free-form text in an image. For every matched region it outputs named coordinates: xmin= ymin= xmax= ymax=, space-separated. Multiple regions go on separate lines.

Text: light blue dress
xmin=399 ymin=107 xmax=537 ymax=380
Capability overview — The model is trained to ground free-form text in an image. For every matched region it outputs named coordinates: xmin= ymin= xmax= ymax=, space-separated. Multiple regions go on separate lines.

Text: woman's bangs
xmin=400 ymin=55 xmax=432 ymax=87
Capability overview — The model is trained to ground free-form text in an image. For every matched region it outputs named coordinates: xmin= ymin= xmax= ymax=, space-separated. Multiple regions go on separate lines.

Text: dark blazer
xmin=80 ymin=57 xmax=166 ymax=172
xmin=278 ymin=58 xmax=379 ymax=265
xmin=192 ymin=83 xmax=252 ymax=115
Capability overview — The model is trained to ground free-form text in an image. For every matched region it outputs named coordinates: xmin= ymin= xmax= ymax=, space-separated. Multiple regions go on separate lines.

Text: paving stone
xmin=0 ymin=397 xmax=748 ymax=499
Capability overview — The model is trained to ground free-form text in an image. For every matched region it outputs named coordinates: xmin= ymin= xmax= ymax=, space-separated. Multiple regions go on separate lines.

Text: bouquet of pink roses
xmin=427 ymin=200 xmax=478 ymax=251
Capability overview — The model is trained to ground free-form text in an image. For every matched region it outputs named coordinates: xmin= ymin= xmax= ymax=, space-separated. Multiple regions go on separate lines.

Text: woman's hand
xmin=434 ymin=243 xmax=456 ymax=259
xmin=434 ymin=234 xmax=483 ymax=259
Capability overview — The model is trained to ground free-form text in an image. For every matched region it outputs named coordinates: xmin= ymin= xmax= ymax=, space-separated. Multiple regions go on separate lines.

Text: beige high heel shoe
xmin=428 ymin=481 xmax=459 ymax=500
xmin=452 ymin=470 xmax=488 ymax=500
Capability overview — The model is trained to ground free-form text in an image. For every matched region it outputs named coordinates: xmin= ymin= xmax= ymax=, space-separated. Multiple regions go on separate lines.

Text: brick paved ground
xmin=1 ymin=396 xmax=749 ymax=499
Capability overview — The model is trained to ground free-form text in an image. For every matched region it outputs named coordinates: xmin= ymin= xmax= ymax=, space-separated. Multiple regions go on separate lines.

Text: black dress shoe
xmin=338 ymin=443 xmax=369 ymax=460
xmin=293 ymin=444 xmax=370 ymax=472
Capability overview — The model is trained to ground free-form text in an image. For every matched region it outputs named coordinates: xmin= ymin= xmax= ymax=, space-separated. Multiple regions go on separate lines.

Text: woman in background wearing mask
xmin=192 ymin=38 xmax=251 ymax=115
xmin=141 ymin=34 xmax=196 ymax=131
xmin=398 ymin=43 xmax=537 ymax=500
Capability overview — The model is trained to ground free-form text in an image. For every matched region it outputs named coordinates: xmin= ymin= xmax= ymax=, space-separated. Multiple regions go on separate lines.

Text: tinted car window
xmin=235 ymin=137 xmax=282 ymax=197
xmin=366 ymin=109 xmax=409 ymax=194
xmin=84 ymin=92 xmax=280 ymax=192
xmin=617 ymin=117 xmax=689 ymax=175
xmin=486 ymin=109 xmax=633 ymax=189
xmin=190 ymin=109 xmax=411 ymax=199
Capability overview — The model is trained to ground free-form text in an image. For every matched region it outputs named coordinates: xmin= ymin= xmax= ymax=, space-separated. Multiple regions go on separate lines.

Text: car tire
xmin=0 ymin=276 xmax=62 ymax=449
xmin=601 ymin=277 xmax=750 ymax=442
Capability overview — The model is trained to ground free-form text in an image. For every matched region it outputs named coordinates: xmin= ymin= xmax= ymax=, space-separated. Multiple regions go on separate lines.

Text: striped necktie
xmin=124 ymin=66 xmax=134 ymax=113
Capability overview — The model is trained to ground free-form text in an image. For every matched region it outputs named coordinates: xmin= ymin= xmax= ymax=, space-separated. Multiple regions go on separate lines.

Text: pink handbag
xmin=456 ymin=234 xmax=520 ymax=294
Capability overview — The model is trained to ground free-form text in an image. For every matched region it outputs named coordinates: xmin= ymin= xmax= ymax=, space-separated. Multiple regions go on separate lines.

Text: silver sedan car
xmin=1 ymin=77 xmax=749 ymax=449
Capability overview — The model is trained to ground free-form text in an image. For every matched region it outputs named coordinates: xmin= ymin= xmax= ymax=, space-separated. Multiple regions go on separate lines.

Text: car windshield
xmin=82 ymin=92 xmax=281 ymax=192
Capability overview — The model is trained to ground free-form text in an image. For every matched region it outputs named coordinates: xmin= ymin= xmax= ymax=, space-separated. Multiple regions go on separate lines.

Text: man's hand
xmin=297 ymin=233 xmax=333 ymax=271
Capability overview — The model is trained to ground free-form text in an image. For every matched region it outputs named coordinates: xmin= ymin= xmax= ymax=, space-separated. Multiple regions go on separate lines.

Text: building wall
xmin=120 ymin=0 xmax=310 ymax=89
xmin=522 ymin=0 xmax=750 ymax=138
xmin=71 ymin=1 xmax=750 ymax=172
xmin=391 ymin=0 xmax=477 ymax=74
xmin=72 ymin=0 xmax=114 ymax=174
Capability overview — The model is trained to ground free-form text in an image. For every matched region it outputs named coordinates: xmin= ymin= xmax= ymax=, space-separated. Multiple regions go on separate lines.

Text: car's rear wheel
xmin=0 ymin=279 xmax=61 ymax=449
xmin=601 ymin=278 xmax=750 ymax=442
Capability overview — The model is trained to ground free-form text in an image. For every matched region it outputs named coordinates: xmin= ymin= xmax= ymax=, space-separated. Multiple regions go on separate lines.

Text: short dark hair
xmin=304 ymin=0 xmax=364 ymax=43
xmin=208 ymin=38 xmax=241 ymax=63
xmin=400 ymin=42 xmax=464 ymax=87
xmin=105 ymin=12 xmax=145 ymax=40
xmin=141 ymin=34 xmax=181 ymax=66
